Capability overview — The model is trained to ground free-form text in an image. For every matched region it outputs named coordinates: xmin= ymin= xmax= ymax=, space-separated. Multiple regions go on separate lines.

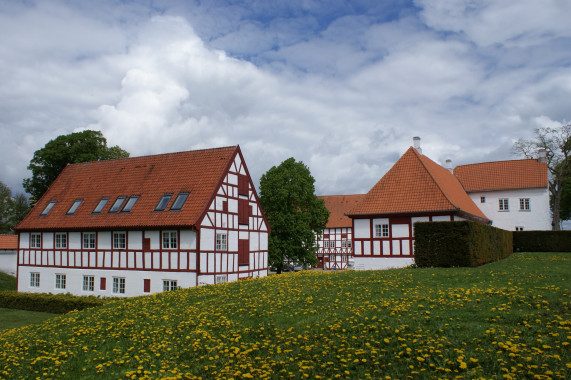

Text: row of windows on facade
xmin=29 ymin=272 xmax=227 ymax=293
xmin=40 ymin=192 xmax=190 ymax=217
xmin=322 ymin=240 xmax=352 ymax=248
xmin=480 ymin=197 xmax=531 ymax=212
xmin=29 ymin=231 xmax=228 ymax=251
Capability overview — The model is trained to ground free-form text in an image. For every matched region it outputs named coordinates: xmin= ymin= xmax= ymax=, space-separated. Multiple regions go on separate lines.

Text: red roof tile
xmin=348 ymin=147 xmax=489 ymax=222
xmin=318 ymin=194 xmax=365 ymax=228
xmin=454 ymin=159 xmax=548 ymax=192
xmin=16 ymin=146 xmax=239 ymax=231
xmin=0 ymin=234 xmax=17 ymax=250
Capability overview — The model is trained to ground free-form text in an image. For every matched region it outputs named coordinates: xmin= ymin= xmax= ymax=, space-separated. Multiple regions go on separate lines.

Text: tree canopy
xmin=513 ymin=124 xmax=571 ymax=230
xmin=0 ymin=181 xmax=29 ymax=233
xmin=259 ymin=158 xmax=329 ymax=274
xmin=23 ymin=130 xmax=129 ymax=204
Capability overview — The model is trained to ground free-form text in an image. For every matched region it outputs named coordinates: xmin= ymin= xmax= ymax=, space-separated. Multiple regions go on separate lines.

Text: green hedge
xmin=414 ymin=221 xmax=513 ymax=267
xmin=0 ymin=291 xmax=108 ymax=314
xmin=513 ymin=230 xmax=571 ymax=252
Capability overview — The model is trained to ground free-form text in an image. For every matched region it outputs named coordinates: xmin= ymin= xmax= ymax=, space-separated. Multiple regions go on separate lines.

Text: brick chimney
xmin=413 ymin=136 xmax=422 ymax=155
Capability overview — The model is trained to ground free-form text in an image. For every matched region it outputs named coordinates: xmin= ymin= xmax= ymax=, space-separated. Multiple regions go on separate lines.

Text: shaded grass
xmin=0 ymin=308 xmax=57 ymax=331
xmin=0 ymin=272 xmax=16 ymax=291
xmin=0 ymin=252 xmax=569 ymax=379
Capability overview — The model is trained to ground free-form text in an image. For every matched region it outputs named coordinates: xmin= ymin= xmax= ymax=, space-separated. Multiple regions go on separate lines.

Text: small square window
xmin=122 ymin=196 xmax=139 ymax=212
xmin=155 ymin=194 xmax=172 ymax=211
xmin=30 ymin=272 xmax=40 ymax=288
xmin=519 ymin=198 xmax=530 ymax=211
xmin=40 ymin=201 xmax=56 ymax=216
xmin=30 ymin=233 xmax=41 ymax=249
xmin=83 ymin=275 xmax=94 ymax=292
xmin=375 ymin=224 xmax=389 ymax=238
xmin=216 ymin=233 xmax=227 ymax=251
xmin=499 ymin=199 xmax=509 ymax=211
xmin=163 ymin=280 xmax=178 ymax=291
xmin=170 ymin=193 xmax=189 ymax=211
xmin=55 ymin=233 xmax=67 ymax=249
xmin=83 ymin=232 xmax=96 ymax=249
xmin=55 ymin=274 xmax=66 ymax=290
xmin=162 ymin=231 xmax=177 ymax=249
xmin=93 ymin=198 xmax=109 ymax=213
xmin=109 ymin=197 xmax=126 ymax=213
xmin=67 ymin=199 xmax=83 ymax=215
xmin=480 ymin=196 xmax=486 ymax=203
xmin=113 ymin=232 xmax=126 ymax=250
xmin=216 ymin=275 xmax=227 ymax=284
xmin=113 ymin=277 xmax=125 ymax=294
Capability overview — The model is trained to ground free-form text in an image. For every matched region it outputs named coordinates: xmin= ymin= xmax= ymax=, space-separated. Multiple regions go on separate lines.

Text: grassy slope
xmin=0 ymin=272 xmax=16 ymax=291
xmin=0 ymin=252 xmax=569 ymax=379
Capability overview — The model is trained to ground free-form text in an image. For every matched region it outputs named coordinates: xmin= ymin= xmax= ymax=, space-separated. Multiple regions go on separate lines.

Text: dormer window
xmin=40 ymin=201 xmax=56 ymax=216
xmin=93 ymin=198 xmax=109 ymax=213
xmin=170 ymin=193 xmax=189 ymax=211
xmin=155 ymin=194 xmax=172 ymax=211
xmin=122 ymin=196 xmax=139 ymax=212
xmin=67 ymin=199 xmax=83 ymax=215
xmin=109 ymin=197 xmax=126 ymax=213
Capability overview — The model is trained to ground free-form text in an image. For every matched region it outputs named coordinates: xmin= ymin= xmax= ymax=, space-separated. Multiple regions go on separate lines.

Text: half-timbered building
xmin=316 ymin=194 xmax=364 ymax=270
xmin=15 ymin=146 xmax=269 ymax=297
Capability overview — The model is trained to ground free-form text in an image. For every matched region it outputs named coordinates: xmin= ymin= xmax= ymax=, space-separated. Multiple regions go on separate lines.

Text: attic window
xmin=155 ymin=194 xmax=172 ymax=211
xmin=109 ymin=197 xmax=126 ymax=213
xmin=122 ymin=196 xmax=139 ymax=212
xmin=67 ymin=199 xmax=83 ymax=215
xmin=170 ymin=193 xmax=189 ymax=211
xmin=93 ymin=198 xmax=109 ymax=213
xmin=40 ymin=201 xmax=56 ymax=216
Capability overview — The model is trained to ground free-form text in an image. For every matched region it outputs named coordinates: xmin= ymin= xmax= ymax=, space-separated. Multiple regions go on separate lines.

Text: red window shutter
xmin=323 ymin=234 xmax=330 ymax=239
xmin=223 ymin=201 xmax=228 ymax=213
xmin=142 ymin=238 xmax=151 ymax=251
xmin=238 ymin=199 xmax=249 ymax=225
xmin=100 ymin=277 xmax=106 ymax=291
xmin=238 ymin=175 xmax=249 ymax=196
xmin=144 ymin=279 xmax=151 ymax=293
xmin=238 ymin=239 xmax=249 ymax=266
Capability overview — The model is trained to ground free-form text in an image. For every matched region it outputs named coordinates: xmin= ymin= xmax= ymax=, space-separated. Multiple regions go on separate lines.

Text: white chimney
xmin=413 ymin=136 xmax=422 ymax=154
xmin=445 ymin=159 xmax=453 ymax=173
xmin=538 ymin=148 xmax=547 ymax=163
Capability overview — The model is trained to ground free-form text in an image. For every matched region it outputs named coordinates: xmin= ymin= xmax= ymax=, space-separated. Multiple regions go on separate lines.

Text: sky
xmin=1 ymin=0 xmax=570 ymax=197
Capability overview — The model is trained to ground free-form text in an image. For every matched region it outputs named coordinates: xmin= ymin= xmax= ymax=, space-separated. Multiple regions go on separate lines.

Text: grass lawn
xmin=0 ymin=252 xmax=569 ymax=379
xmin=0 ymin=308 xmax=57 ymax=331
xmin=0 ymin=271 xmax=16 ymax=291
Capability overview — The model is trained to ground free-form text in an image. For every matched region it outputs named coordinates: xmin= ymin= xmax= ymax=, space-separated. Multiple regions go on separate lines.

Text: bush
xmin=513 ymin=230 xmax=571 ymax=252
xmin=414 ymin=221 xmax=513 ymax=267
xmin=0 ymin=291 xmax=108 ymax=314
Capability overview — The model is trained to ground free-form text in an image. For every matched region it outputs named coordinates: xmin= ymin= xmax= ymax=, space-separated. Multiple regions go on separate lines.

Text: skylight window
xmin=170 ymin=193 xmax=189 ymax=211
xmin=155 ymin=194 xmax=172 ymax=211
xmin=67 ymin=199 xmax=83 ymax=215
xmin=93 ymin=198 xmax=108 ymax=213
xmin=40 ymin=201 xmax=56 ymax=216
xmin=122 ymin=196 xmax=139 ymax=212
xmin=109 ymin=197 xmax=126 ymax=213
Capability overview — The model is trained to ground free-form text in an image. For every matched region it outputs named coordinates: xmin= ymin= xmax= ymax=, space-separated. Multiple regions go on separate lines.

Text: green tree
xmin=259 ymin=158 xmax=329 ymax=274
xmin=9 ymin=193 xmax=30 ymax=229
xmin=23 ymin=130 xmax=129 ymax=204
xmin=513 ymin=124 xmax=571 ymax=230
xmin=0 ymin=182 xmax=12 ymax=233
xmin=559 ymin=167 xmax=571 ymax=222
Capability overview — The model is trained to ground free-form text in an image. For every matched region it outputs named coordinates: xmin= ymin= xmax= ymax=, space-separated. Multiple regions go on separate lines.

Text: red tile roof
xmin=318 ymin=194 xmax=365 ymax=228
xmin=454 ymin=159 xmax=548 ymax=192
xmin=348 ymin=147 xmax=489 ymax=222
xmin=0 ymin=234 xmax=17 ymax=250
xmin=16 ymin=146 xmax=239 ymax=231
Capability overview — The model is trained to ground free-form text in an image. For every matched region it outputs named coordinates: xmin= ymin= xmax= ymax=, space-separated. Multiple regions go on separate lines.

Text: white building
xmin=15 ymin=146 xmax=269 ymax=297
xmin=453 ymin=158 xmax=550 ymax=231
xmin=0 ymin=234 xmax=17 ymax=276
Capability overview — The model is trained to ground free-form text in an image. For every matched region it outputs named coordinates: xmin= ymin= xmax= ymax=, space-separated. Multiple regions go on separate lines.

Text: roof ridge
xmin=454 ymin=157 xmax=540 ymax=168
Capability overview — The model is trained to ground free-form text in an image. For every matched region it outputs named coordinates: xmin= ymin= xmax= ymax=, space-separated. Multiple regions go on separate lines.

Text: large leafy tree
xmin=259 ymin=158 xmax=329 ymax=274
xmin=513 ymin=124 xmax=571 ymax=230
xmin=0 ymin=182 xmax=29 ymax=233
xmin=23 ymin=130 xmax=129 ymax=204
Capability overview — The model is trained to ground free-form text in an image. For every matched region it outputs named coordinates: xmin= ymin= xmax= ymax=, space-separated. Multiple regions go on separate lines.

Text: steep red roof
xmin=454 ymin=159 xmax=548 ymax=192
xmin=16 ymin=146 xmax=239 ymax=231
xmin=0 ymin=234 xmax=17 ymax=250
xmin=318 ymin=194 xmax=365 ymax=228
xmin=348 ymin=147 xmax=489 ymax=222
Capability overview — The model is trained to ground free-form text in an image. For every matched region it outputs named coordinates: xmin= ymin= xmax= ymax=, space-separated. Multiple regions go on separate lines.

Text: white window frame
xmin=162 ymin=231 xmax=178 ymax=249
xmin=30 ymin=272 xmax=40 ymax=288
xmin=499 ymin=198 xmax=509 ymax=211
xmin=113 ymin=231 xmax=126 ymax=250
xmin=55 ymin=274 xmax=66 ymax=290
xmin=216 ymin=275 xmax=227 ymax=284
xmin=55 ymin=232 xmax=67 ymax=249
xmin=519 ymin=198 xmax=530 ymax=211
xmin=375 ymin=224 xmax=389 ymax=238
xmin=83 ymin=275 xmax=95 ymax=292
xmin=113 ymin=277 xmax=125 ymax=294
xmin=216 ymin=232 xmax=227 ymax=251
xmin=83 ymin=232 xmax=96 ymax=249
xmin=341 ymin=239 xmax=351 ymax=249
xmin=30 ymin=233 xmax=41 ymax=249
xmin=162 ymin=280 xmax=178 ymax=292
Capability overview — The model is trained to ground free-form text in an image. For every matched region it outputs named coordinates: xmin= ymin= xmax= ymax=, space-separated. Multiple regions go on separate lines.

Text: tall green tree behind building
xmin=0 ymin=182 xmax=29 ymax=233
xmin=259 ymin=158 xmax=329 ymax=274
xmin=23 ymin=130 xmax=129 ymax=204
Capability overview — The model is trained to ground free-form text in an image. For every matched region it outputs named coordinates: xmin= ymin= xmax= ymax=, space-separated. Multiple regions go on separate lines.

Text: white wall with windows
xmin=0 ymin=250 xmax=17 ymax=275
xmin=468 ymin=187 xmax=550 ymax=231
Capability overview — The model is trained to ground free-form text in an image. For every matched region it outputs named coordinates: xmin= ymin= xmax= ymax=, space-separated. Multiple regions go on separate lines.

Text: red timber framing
xmin=351 ymin=213 xmax=457 ymax=258
xmin=316 ymin=227 xmax=353 ymax=270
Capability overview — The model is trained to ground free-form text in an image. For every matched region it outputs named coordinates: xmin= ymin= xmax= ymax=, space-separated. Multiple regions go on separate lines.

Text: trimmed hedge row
xmin=0 ymin=290 xmax=108 ymax=314
xmin=513 ymin=230 xmax=571 ymax=252
xmin=414 ymin=221 xmax=513 ymax=267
